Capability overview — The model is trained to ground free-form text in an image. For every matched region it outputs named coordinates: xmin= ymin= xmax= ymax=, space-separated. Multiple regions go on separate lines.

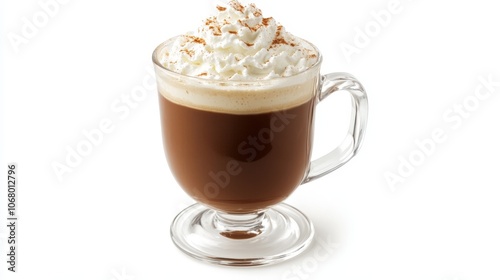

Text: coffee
xmin=159 ymin=92 xmax=316 ymax=213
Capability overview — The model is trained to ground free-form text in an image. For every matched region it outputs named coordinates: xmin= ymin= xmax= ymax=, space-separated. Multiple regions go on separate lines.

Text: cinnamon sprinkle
xmin=184 ymin=35 xmax=206 ymax=45
xmin=244 ymin=42 xmax=254 ymax=47
xmin=229 ymin=0 xmax=244 ymax=13
xmin=209 ymin=26 xmax=222 ymax=36
xmin=250 ymin=4 xmax=262 ymax=17
xmin=271 ymin=25 xmax=288 ymax=46
xmin=204 ymin=17 xmax=222 ymax=36
xmin=181 ymin=49 xmax=194 ymax=57
xmin=238 ymin=20 xmax=261 ymax=32
xmin=262 ymin=17 xmax=272 ymax=26
xmin=272 ymin=37 xmax=288 ymax=46
xmin=216 ymin=5 xmax=226 ymax=11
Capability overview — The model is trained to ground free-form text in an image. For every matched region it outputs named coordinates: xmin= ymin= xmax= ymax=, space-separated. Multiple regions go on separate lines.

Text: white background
xmin=1 ymin=0 xmax=500 ymax=279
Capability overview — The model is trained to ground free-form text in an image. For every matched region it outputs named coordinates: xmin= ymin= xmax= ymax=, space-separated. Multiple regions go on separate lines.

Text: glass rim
xmin=152 ymin=35 xmax=323 ymax=85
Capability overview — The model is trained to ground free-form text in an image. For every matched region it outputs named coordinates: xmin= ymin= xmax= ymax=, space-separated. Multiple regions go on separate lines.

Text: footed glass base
xmin=170 ymin=203 xmax=315 ymax=266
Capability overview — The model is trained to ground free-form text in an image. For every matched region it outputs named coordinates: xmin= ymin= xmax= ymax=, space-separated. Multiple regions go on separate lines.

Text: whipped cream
xmin=160 ymin=0 xmax=318 ymax=80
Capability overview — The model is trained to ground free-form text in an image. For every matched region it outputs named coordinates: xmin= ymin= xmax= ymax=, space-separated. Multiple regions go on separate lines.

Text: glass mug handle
xmin=303 ymin=73 xmax=369 ymax=183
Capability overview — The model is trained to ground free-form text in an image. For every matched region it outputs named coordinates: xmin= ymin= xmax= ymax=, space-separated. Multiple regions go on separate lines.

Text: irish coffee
xmin=152 ymin=0 xmax=368 ymax=266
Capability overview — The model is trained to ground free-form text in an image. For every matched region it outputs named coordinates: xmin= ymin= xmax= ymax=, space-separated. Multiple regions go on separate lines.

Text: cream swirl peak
xmin=160 ymin=0 xmax=318 ymax=80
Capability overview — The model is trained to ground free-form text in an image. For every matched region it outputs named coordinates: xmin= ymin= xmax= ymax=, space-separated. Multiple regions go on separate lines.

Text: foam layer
xmin=154 ymin=61 xmax=320 ymax=114
xmin=158 ymin=0 xmax=318 ymax=80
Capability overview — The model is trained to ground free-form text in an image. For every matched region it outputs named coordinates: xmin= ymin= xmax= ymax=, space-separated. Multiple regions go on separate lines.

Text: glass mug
xmin=153 ymin=36 xmax=368 ymax=266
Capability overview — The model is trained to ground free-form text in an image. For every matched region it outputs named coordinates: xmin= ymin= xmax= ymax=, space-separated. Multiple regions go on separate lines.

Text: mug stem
xmin=214 ymin=211 xmax=267 ymax=239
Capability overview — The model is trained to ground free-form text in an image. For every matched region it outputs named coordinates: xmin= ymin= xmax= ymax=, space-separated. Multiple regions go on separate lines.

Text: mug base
xmin=170 ymin=203 xmax=315 ymax=266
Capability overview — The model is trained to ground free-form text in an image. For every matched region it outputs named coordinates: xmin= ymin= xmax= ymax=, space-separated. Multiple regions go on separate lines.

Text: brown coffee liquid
xmin=159 ymin=95 xmax=315 ymax=213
